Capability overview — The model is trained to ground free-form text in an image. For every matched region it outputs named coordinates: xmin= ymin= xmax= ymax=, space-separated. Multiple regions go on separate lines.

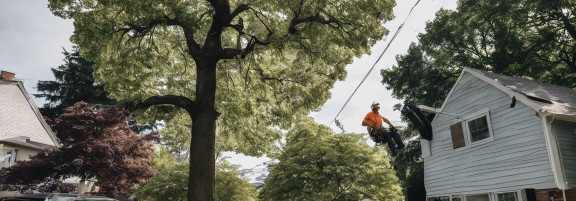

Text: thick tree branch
xmin=183 ymin=27 xmax=202 ymax=59
xmin=136 ymin=95 xmax=196 ymax=115
xmin=289 ymin=13 xmax=339 ymax=34
xmin=557 ymin=11 xmax=576 ymax=41
xmin=123 ymin=16 xmax=180 ymax=34
xmin=121 ymin=16 xmax=202 ymax=59
xmin=204 ymin=0 xmax=231 ymax=51
xmin=230 ymin=4 xmax=250 ymax=20
xmin=221 ymin=36 xmax=270 ymax=59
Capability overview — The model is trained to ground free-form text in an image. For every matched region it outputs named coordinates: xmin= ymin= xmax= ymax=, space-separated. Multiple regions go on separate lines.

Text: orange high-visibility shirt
xmin=363 ymin=111 xmax=391 ymax=127
xmin=364 ymin=112 xmax=382 ymax=127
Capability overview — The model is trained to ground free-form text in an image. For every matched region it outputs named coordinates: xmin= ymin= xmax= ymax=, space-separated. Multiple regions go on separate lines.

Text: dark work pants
xmin=372 ymin=126 xmax=405 ymax=153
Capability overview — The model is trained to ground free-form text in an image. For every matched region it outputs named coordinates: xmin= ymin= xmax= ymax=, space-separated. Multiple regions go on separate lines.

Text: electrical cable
xmin=329 ymin=0 xmax=422 ymax=127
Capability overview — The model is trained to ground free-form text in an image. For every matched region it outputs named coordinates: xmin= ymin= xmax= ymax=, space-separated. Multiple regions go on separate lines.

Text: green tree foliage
xmin=0 ymin=103 xmax=155 ymax=197
xmin=391 ymin=140 xmax=425 ymax=200
xmin=47 ymin=0 xmax=396 ymax=199
xmin=259 ymin=118 xmax=403 ymax=201
xmin=382 ymin=0 xmax=576 ymax=108
xmin=134 ymin=149 xmax=258 ymax=201
xmin=35 ymin=49 xmax=114 ymax=118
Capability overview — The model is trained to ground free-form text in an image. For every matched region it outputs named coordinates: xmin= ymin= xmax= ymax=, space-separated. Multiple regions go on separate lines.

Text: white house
xmin=0 ymin=70 xmax=59 ymax=167
xmin=420 ymin=68 xmax=576 ymax=201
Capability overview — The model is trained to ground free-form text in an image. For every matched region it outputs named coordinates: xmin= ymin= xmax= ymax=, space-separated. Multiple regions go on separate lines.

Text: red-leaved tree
xmin=0 ymin=102 xmax=155 ymax=197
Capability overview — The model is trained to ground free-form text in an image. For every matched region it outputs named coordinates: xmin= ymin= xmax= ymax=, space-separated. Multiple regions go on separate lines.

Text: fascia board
xmin=431 ymin=69 xmax=466 ymax=126
xmin=16 ymin=81 xmax=61 ymax=147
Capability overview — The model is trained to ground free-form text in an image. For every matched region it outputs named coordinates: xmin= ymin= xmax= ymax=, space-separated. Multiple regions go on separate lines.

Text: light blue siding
xmin=550 ymin=119 xmax=576 ymax=187
xmin=425 ymin=72 xmax=556 ymax=197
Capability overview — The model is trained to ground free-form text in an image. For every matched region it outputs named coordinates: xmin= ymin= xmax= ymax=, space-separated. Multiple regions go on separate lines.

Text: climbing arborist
xmin=362 ymin=102 xmax=405 ymax=157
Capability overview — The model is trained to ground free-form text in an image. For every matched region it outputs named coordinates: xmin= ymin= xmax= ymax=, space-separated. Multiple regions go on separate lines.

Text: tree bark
xmin=188 ymin=58 xmax=218 ymax=201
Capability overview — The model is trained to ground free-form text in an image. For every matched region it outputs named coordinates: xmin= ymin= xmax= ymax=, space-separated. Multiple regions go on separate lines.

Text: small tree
xmin=259 ymin=118 xmax=403 ymax=201
xmin=134 ymin=149 xmax=258 ymax=201
xmin=35 ymin=49 xmax=114 ymax=118
xmin=0 ymin=102 xmax=155 ymax=197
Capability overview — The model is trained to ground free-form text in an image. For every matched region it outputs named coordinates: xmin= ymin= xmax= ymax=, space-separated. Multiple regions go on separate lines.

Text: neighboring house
xmin=419 ymin=68 xmax=576 ymax=201
xmin=0 ymin=70 xmax=59 ymax=167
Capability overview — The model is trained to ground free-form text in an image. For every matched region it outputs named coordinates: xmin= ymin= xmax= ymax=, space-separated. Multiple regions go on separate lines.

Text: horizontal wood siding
xmin=425 ymin=72 xmax=556 ymax=197
xmin=550 ymin=119 xmax=576 ymax=187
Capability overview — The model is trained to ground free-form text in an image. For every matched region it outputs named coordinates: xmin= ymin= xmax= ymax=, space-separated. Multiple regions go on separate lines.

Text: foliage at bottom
xmin=133 ymin=149 xmax=258 ymax=201
xmin=259 ymin=118 xmax=404 ymax=201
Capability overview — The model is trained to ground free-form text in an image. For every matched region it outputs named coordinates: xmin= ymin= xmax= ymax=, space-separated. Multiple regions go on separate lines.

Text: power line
xmin=329 ymin=0 xmax=422 ymax=127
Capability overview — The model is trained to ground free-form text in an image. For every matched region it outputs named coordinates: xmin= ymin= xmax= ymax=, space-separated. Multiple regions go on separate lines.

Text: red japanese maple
xmin=0 ymin=102 xmax=155 ymax=197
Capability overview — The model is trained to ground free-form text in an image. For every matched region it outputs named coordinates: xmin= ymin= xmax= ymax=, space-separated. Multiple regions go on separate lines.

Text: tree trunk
xmin=78 ymin=179 xmax=86 ymax=195
xmin=188 ymin=58 xmax=218 ymax=201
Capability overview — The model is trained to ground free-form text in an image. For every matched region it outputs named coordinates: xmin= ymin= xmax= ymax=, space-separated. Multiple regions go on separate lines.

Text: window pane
xmin=468 ymin=116 xmax=490 ymax=142
xmin=452 ymin=196 xmax=463 ymax=201
xmin=466 ymin=194 xmax=490 ymax=201
xmin=497 ymin=192 xmax=518 ymax=201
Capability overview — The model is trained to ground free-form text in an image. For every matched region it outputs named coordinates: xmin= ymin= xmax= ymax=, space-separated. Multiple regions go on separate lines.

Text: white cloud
xmin=0 ymin=0 xmax=74 ymax=104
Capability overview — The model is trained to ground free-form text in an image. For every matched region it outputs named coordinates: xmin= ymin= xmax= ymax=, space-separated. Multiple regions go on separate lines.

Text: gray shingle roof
xmin=467 ymin=68 xmax=576 ymax=117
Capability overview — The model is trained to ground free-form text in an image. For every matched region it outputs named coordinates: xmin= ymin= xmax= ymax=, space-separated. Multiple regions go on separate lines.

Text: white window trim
xmin=493 ymin=190 xmax=522 ymax=201
xmin=463 ymin=193 xmax=494 ymax=201
xmin=436 ymin=191 xmax=522 ymax=201
xmin=455 ymin=108 xmax=494 ymax=152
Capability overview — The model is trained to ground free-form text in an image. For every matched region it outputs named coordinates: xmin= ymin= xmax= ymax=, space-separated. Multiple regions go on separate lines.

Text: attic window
xmin=450 ymin=109 xmax=494 ymax=150
xmin=468 ymin=116 xmax=490 ymax=143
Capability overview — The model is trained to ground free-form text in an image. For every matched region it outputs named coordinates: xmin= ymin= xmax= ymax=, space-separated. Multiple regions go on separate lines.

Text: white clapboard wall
xmin=425 ymin=72 xmax=556 ymax=197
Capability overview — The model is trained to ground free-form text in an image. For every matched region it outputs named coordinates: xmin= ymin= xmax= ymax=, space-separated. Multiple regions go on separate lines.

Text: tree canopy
xmin=0 ymin=102 xmax=155 ymax=197
xmin=34 ymin=49 xmax=114 ymax=118
xmin=48 ymin=0 xmax=396 ymax=155
xmin=259 ymin=118 xmax=403 ymax=201
xmin=382 ymin=0 xmax=576 ymax=107
xmin=47 ymin=0 xmax=397 ymax=199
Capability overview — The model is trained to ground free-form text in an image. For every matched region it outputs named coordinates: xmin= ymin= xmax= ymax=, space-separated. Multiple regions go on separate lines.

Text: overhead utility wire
xmin=329 ymin=0 xmax=422 ymax=127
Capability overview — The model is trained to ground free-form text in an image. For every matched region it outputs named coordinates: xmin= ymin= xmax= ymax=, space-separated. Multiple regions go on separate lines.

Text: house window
xmin=1 ymin=150 xmax=13 ymax=168
xmin=451 ymin=195 xmax=463 ymax=201
xmin=496 ymin=192 xmax=518 ymax=201
xmin=467 ymin=115 xmax=490 ymax=143
xmin=449 ymin=109 xmax=494 ymax=150
xmin=466 ymin=194 xmax=491 ymax=201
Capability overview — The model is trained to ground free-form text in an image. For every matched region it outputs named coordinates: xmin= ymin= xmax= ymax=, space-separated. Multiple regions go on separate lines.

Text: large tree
xmin=0 ymin=102 xmax=155 ymax=197
xmin=382 ymin=0 xmax=576 ymax=108
xmin=47 ymin=0 xmax=396 ymax=200
xmin=35 ymin=49 xmax=114 ymax=118
xmin=259 ymin=118 xmax=403 ymax=201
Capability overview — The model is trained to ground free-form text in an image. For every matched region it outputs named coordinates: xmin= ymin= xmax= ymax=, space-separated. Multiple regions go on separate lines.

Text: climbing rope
xmin=329 ymin=0 xmax=422 ymax=127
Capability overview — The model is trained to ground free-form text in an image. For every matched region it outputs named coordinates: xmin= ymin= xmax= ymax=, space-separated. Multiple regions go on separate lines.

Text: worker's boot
xmin=390 ymin=148 xmax=398 ymax=157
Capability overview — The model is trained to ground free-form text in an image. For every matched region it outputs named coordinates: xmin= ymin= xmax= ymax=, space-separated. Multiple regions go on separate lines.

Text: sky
xmin=0 ymin=0 xmax=458 ymax=181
